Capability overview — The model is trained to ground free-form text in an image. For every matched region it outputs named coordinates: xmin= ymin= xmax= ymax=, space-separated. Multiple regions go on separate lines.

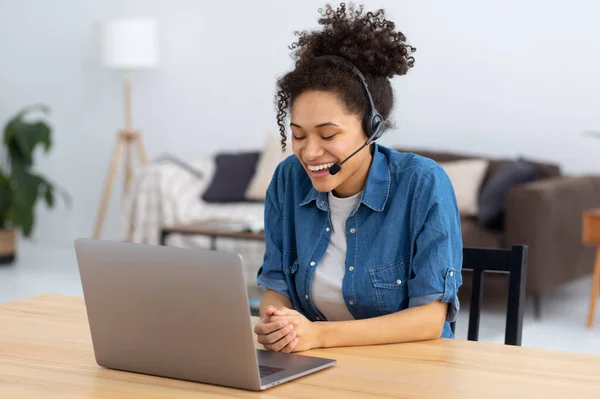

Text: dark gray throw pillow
xmin=201 ymin=151 xmax=261 ymax=203
xmin=477 ymin=158 xmax=538 ymax=229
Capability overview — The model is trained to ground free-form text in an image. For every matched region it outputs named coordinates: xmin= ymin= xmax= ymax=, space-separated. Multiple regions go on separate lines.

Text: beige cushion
xmin=245 ymin=135 xmax=292 ymax=200
xmin=438 ymin=159 xmax=489 ymax=216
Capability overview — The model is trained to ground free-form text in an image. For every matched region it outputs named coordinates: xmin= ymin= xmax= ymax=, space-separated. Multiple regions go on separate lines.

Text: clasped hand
xmin=253 ymin=306 xmax=320 ymax=353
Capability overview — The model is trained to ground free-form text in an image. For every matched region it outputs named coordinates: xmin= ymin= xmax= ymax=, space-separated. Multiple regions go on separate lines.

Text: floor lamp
xmin=93 ymin=18 xmax=159 ymax=239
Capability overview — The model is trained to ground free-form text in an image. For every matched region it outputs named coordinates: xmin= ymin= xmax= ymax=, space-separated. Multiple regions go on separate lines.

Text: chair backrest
xmin=451 ymin=245 xmax=528 ymax=346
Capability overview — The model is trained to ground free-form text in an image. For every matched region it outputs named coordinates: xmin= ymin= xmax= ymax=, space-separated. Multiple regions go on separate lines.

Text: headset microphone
xmin=328 ymin=162 xmax=342 ymax=175
xmin=329 ymin=143 xmax=366 ymax=175
xmin=329 ymin=124 xmax=382 ymax=175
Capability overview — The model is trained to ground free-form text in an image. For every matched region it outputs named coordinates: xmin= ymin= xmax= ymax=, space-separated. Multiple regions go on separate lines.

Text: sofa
xmin=123 ymin=138 xmax=600 ymax=317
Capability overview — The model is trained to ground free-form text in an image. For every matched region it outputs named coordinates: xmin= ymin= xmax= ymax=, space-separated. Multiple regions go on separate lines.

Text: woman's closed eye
xmin=292 ymin=132 xmax=339 ymax=141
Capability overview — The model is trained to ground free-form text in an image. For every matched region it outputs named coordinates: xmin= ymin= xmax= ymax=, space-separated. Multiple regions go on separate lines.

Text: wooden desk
xmin=2 ymin=294 xmax=600 ymax=398
xmin=583 ymin=208 xmax=600 ymax=328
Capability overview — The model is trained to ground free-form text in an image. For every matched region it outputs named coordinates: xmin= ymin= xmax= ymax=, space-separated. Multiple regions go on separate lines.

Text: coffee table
xmin=160 ymin=221 xmax=265 ymax=249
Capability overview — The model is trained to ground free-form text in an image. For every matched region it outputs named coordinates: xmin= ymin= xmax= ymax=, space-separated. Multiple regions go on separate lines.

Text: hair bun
xmin=290 ymin=2 xmax=416 ymax=78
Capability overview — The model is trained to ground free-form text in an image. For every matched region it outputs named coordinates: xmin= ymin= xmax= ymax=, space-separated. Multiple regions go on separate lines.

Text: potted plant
xmin=0 ymin=104 xmax=70 ymax=264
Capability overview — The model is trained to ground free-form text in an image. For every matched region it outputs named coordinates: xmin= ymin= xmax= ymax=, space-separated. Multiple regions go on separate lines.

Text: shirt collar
xmin=299 ymin=143 xmax=390 ymax=212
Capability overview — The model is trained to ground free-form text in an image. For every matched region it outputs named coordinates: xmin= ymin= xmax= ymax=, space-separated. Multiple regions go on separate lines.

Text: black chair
xmin=451 ymin=245 xmax=528 ymax=346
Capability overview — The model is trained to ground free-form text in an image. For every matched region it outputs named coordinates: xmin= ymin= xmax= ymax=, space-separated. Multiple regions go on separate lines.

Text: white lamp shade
xmin=101 ymin=18 xmax=159 ymax=69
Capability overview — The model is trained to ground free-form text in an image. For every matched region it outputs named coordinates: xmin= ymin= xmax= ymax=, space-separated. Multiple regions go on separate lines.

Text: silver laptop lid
xmin=74 ymin=238 xmax=262 ymax=390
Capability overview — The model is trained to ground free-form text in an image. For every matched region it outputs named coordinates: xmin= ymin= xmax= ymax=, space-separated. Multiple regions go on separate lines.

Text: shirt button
xmin=349 ymin=300 xmax=354 ymax=305
xmin=305 ymin=295 xmax=309 ymax=300
xmin=450 ymin=271 xmax=454 ymax=277
xmin=310 ymin=261 xmax=316 ymax=267
xmin=349 ymin=227 xmax=356 ymax=233
xmin=396 ymin=279 xmax=402 ymax=285
xmin=349 ymin=266 xmax=354 ymax=271
xmin=325 ymin=227 xmax=330 ymax=232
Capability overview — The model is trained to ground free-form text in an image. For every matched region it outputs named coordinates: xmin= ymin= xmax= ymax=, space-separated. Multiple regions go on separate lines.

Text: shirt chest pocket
xmin=368 ymin=259 xmax=409 ymax=315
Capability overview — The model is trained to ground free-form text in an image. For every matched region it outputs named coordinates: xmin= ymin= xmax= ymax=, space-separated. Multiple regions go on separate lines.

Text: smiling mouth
xmin=307 ymin=162 xmax=335 ymax=173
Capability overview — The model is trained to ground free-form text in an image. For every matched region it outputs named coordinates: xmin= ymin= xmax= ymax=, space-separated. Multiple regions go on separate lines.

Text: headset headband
xmin=315 ymin=55 xmax=379 ymax=118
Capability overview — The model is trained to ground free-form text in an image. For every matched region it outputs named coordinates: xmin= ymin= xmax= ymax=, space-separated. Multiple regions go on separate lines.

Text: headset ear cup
xmin=371 ymin=114 xmax=384 ymax=141
xmin=363 ymin=114 xmax=373 ymax=137
xmin=364 ymin=112 xmax=383 ymax=139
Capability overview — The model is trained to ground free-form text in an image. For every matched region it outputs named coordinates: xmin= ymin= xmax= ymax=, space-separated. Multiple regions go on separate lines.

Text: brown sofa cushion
xmin=460 ymin=217 xmax=503 ymax=248
xmin=394 ymin=147 xmax=561 ymax=190
xmin=477 ymin=158 xmax=539 ymax=229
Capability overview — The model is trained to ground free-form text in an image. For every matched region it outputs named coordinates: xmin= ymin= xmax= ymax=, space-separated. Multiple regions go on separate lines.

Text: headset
xmin=314 ymin=55 xmax=385 ymax=175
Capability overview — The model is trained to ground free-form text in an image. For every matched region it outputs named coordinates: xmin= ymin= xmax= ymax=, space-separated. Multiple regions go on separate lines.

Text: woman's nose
xmin=303 ymin=137 xmax=324 ymax=158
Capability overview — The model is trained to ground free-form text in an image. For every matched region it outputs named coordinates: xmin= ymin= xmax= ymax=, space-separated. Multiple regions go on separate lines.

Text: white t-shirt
xmin=310 ymin=190 xmax=362 ymax=321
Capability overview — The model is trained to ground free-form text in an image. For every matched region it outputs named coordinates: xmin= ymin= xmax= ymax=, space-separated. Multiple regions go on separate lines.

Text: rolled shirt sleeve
xmin=407 ymin=165 xmax=463 ymax=322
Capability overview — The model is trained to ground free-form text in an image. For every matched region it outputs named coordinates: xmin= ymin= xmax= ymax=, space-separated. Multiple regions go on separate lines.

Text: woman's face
xmin=290 ymin=90 xmax=373 ymax=198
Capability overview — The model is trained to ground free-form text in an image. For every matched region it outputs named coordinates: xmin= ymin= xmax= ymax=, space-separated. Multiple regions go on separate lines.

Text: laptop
xmin=73 ymin=238 xmax=336 ymax=391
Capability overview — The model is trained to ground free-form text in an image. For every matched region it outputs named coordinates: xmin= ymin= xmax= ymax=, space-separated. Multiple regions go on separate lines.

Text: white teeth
xmin=308 ymin=162 xmax=334 ymax=172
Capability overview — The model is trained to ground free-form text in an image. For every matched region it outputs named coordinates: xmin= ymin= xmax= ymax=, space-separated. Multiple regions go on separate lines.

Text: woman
xmin=255 ymin=2 xmax=463 ymax=353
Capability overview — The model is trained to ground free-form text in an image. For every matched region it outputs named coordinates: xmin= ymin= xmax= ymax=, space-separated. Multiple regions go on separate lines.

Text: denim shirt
xmin=256 ymin=143 xmax=463 ymax=338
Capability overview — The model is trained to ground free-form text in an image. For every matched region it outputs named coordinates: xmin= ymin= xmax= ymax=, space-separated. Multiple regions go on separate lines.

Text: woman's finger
xmin=280 ymin=336 xmax=299 ymax=353
xmin=254 ymin=319 xmax=288 ymax=335
xmin=265 ymin=330 xmax=297 ymax=352
xmin=258 ymin=323 xmax=294 ymax=345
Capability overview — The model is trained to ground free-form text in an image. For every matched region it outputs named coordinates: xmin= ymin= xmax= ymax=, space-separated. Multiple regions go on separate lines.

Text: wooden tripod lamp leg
xmin=93 ymin=72 xmax=151 ymax=240
xmin=93 ymin=135 xmax=125 ymax=239
xmin=122 ymin=132 xmax=148 ymax=198
xmin=124 ymin=136 xmax=133 ymax=196
xmin=134 ymin=133 xmax=149 ymax=164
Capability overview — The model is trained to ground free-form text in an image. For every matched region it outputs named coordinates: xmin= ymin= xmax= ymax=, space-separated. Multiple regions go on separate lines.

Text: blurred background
xmin=1 ymin=0 xmax=600 ymax=352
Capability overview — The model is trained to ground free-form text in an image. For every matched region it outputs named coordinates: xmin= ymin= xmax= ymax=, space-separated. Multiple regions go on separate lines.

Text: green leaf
xmin=37 ymin=175 xmax=72 ymax=210
xmin=4 ymin=121 xmax=51 ymax=167
xmin=6 ymin=141 xmax=27 ymax=177
xmin=19 ymin=208 xmax=34 ymax=238
xmin=55 ymin=184 xmax=72 ymax=209
xmin=3 ymin=104 xmax=49 ymax=142
xmin=44 ymin=184 xmax=54 ymax=208
xmin=12 ymin=169 xmax=41 ymax=206
xmin=3 ymin=104 xmax=52 ymax=168
xmin=9 ymin=169 xmax=43 ymax=238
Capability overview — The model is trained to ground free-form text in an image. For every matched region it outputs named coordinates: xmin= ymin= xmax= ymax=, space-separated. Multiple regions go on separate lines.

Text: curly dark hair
xmin=275 ymin=2 xmax=416 ymax=151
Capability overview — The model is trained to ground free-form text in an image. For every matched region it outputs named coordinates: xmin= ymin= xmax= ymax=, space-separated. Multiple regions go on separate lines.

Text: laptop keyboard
xmin=259 ymin=365 xmax=285 ymax=378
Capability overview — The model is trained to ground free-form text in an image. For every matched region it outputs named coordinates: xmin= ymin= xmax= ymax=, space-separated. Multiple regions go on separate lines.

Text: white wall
xmin=1 ymin=0 xmax=599 ymax=248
